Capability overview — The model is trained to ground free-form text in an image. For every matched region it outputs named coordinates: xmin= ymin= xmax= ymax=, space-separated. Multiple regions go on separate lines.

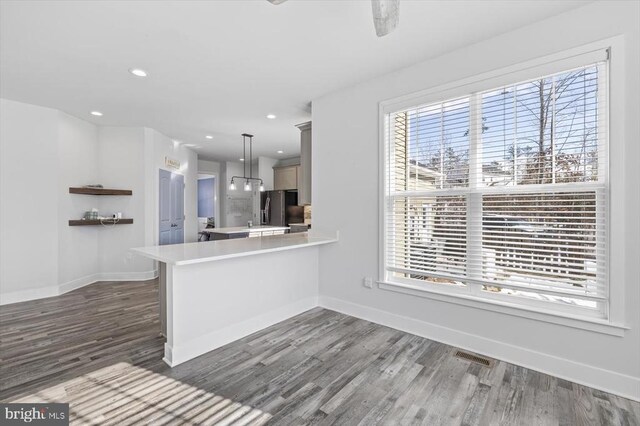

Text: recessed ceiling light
xmin=277 ymin=150 xmax=284 ymax=154
xmin=205 ymin=135 xmax=213 ymax=139
xmin=266 ymin=114 xmax=277 ymax=119
xmin=129 ymin=68 xmax=148 ymax=77
xmin=239 ymin=158 xmax=245 ymax=162
xmin=90 ymin=111 xmax=103 ymax=116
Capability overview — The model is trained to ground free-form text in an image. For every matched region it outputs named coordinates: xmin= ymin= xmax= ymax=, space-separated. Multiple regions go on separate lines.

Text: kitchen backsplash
xmin=303 ymin=205 xmax=311 ymax=225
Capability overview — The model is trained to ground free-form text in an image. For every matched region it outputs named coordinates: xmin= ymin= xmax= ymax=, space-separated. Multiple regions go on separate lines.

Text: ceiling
xmin=0 ymin=0 xmax=590 ymax=161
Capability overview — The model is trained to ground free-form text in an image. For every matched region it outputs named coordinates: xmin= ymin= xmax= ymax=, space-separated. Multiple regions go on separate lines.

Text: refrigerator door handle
xmin=265 ymin=197 xmax=270 ymax=224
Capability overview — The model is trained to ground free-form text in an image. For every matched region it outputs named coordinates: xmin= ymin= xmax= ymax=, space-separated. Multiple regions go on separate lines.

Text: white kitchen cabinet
xmin=296 ymin=121 xmax=312 ymax=205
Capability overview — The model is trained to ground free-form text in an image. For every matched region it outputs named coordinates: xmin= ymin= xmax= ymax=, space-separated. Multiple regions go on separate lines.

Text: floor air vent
xmin=454 ymin=350 xmax=493 ymax=367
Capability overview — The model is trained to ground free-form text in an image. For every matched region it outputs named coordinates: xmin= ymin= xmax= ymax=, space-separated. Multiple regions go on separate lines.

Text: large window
xmin=383 ymin=54 xmax=608 ymax=319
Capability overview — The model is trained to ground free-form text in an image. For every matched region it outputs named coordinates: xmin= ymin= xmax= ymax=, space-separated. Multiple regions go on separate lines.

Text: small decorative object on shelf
xmin=84 ymin=208 xmax=99 ymax=220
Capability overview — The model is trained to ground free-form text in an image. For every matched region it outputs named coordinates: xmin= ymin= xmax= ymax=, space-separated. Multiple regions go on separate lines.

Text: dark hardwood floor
xmin=1 ymin=279 xmax=638 ymax=425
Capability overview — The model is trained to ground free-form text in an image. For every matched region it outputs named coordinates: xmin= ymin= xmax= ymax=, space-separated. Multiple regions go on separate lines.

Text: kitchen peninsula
xmin=132 ymin=232 xmax=337 ymax=366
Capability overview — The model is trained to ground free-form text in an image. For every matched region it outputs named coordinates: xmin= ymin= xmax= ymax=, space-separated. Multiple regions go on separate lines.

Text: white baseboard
xmin=164 ymin=296 xmax=318 ymax=367
xmin=58 ymin=273 xmax=102 ymax=294
xmin=98 ymin=270 xmax=158 ymax=282
xmin=318 ymin=295 xmax=640 ymax=402
xmin=0 ymin=285 xmax=59 ymax=306
xmin=0 ymin=270 xmax=159 ymax=306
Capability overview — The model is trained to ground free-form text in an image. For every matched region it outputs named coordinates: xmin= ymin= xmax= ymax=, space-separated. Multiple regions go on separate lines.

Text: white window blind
xmin=384 ymin=55 xmax=608 ymax=318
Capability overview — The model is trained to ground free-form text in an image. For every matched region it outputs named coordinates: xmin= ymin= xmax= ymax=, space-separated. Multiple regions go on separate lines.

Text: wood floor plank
xmin=1 ymin=279 xmax=638 ymax=425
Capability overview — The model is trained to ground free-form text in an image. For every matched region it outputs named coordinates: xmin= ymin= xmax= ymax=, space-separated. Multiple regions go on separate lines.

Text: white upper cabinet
xmin=296 ymin=121 xmax=312 ymax=205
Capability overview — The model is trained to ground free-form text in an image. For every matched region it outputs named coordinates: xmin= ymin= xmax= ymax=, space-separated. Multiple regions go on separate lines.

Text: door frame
xmin=197 ymin=172 xmax=219 ymax=228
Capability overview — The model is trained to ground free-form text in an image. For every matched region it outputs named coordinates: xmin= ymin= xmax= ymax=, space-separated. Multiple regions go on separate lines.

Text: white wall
xmin=0 ymin=99 xmax=199 ymax=303
xmin=94 ymin=127 xmax=198 ymax=277
xmin=144 ymin=128 xmax=198 ymax=245
xmin=0 ymin=99 xmax=60 ymax=302
xmin=197 ymin=159 xmax=220 ymax=175
xmin=313 ymin=1 xmax=639 ymax=400
xmin=98 ymin=127 xmax=152 ymax=278
xmin=57 ymin=112 xmax=100 ymax=288
xmin=258 ymin=156 xmax=278 ymax=191
xmin=0 ymin=100 xmax=107 ymax=300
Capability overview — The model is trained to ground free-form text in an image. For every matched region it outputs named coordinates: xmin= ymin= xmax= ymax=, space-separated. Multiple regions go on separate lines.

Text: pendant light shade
xmin=229 ymin=180 xmax=236 ymax=191
xmin=259 ymin=183 xmax=265 ymax=192
xmin=244 ymin=180 xmax=252 ymax=191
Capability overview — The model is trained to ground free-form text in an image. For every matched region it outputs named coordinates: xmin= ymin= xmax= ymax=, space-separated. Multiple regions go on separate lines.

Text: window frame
xmin=378 ymin=38 xmax=627 ymax=336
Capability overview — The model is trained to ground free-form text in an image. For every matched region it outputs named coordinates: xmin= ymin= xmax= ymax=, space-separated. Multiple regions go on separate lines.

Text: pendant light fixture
xmin=228 ymin=133 xmax=265 ymax=192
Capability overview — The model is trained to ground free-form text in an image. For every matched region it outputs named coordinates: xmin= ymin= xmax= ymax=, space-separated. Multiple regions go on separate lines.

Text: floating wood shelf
xmin=69 ymin=219 xmax=134 ymax=226
xmin=69 ymin=187 xmax=132 ymax=196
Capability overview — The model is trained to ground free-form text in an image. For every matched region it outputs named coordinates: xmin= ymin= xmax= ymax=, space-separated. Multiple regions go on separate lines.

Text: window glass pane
xmin=480 ymin=65 xmax=601 ymax=187
xmin=481 ymin=191 xmax=603 ymax=298
xmin=514 ymin=76 xmax=554 ymax=185
xmin=481 ymin=87 xmax=516 ymax=187
xmin=554 ymin=66 xmax=600 ymax=183
xmin=401 ymin=98 xmax=470 ymax=190
xmin=387 ymin=195 xmax=467 ymax=284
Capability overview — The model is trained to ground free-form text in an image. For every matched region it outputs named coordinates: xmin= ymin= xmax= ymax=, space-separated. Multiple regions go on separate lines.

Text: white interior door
xmin=159 ymin=169 xmax=185 ymax=245
xmin=159 ymin=169 xmax=172 ymax=245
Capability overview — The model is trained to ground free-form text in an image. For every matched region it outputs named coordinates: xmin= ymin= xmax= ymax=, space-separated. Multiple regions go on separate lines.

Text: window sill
xmin=377 ymin=280 xmax=628 ymax=337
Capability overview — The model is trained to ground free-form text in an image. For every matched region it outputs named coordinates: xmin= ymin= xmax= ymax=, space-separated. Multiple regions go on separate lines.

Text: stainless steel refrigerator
xmin=260 ymin=190 xmax=303 ymax=226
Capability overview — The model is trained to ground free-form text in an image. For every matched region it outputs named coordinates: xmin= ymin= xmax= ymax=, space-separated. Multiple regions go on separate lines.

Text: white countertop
xmin=131 ymin=232 xmax=337 ymax=266
xmin=201 ymin=225 xmax=290 ymax=234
